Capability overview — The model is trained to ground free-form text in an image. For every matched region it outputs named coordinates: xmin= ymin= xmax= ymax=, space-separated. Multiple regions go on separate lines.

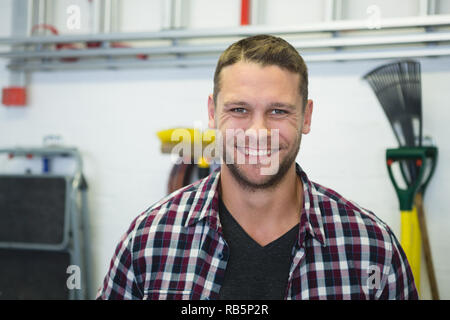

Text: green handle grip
xmin=386 ymin=146 xmax=437 ymax=211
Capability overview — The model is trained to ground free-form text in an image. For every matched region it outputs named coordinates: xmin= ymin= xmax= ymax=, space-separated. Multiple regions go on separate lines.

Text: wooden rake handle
xmin=415 ymin=192 xmax=440 ymax=300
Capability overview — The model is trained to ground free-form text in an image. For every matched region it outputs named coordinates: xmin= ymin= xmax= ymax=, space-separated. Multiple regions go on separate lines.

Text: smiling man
xmin=97 ymin=35 xmax=418 ymax=300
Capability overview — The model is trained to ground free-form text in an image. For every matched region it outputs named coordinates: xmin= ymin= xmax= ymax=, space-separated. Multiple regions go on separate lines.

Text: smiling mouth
xmin=235 ymin=146 xmax=279 ymax=157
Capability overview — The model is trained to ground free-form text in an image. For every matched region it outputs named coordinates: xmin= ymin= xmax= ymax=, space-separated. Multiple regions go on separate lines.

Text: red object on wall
xmin=2 ymin=87 xmax=27 ymax=106
xmin=31 ymin=24 xmax=79 ymax=62
xmin=241 ymin=0 xmax=250 ymax=25
xmin=110 ymin=42 xmax=148 ymax=60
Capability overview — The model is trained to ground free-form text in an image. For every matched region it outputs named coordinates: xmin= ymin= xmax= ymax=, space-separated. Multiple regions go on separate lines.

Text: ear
xmin=208 ymin=94 xmax=216 ymax=129
xmin=301 ymin=99 xmax=313 ymax=134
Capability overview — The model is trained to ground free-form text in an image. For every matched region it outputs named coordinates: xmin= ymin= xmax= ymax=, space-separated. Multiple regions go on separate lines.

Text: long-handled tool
xmin=364 ymin=60 xmax=439 ymax=299
xmin=414 ymin=193 xmax=439 ymax=299
xmin=385 ymin=147 xmax=437 ymax=296
xmin=414 ymin=146 xmax=439 ymax=299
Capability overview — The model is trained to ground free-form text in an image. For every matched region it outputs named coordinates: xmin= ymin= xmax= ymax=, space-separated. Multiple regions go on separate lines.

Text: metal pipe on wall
xmin=1 ymin=4 xmax=450 ymax=73
xmin=4 ymin=14 xmax=450 ymax=45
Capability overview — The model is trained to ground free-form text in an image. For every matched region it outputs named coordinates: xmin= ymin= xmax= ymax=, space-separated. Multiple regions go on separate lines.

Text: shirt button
xmin=218 ymin=252 xmax=224 ymax=259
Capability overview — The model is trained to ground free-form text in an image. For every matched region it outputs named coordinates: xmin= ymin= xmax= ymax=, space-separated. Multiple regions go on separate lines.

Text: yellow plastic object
xmin=198 ymin=156 xmax=210 ymax=168
xmin=157 ymin=128 xmax=215 ymax=144
xmin=400 ymin=206 xmax=422 ymax=293
xmin=157 ymin=128 xmax=200 ymax=143
xmin=202 ymin=129 xmax=216 ymax=143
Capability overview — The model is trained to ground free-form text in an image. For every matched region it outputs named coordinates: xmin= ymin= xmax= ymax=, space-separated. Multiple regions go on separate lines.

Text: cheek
xmin=281 ymin=130 xmax=300 ymax=147
xmin=269 ymin=119 xmax=302 ymax=142
xmin=217 ymin=113 xmax=232 ymax=128
xmin=217 ymin=114 xmax=249 ymax=131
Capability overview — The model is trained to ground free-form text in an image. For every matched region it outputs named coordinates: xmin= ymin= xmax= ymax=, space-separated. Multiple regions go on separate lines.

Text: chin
xmin=225 ymin=162 xmax=285 ymax=191
xmin=222 ymin=137 xmax=300 ymax=190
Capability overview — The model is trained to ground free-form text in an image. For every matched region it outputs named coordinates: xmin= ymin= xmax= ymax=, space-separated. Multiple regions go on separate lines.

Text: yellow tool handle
xmin=400 ymin=206 xmax=422 ymax=294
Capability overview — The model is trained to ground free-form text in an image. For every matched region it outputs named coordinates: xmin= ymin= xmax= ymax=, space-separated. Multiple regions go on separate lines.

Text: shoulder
xmin=311 ymin=180 xmax=417 ymax=299
xmin=312 ymin=181 xmax=395 ymax=251
xmin=128 ymin=177 xmax=208 ymax=239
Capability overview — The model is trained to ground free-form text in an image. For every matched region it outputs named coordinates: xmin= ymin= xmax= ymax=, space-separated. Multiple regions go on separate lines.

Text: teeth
xmin=246 ymin=149 xmax=271 ymax=156
xmin=237 ymin=146 xmax=276 ymax=157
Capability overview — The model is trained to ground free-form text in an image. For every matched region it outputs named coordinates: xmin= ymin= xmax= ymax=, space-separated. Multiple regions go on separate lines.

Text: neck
xmin=219 ymin=162 xmax=303 ymax=243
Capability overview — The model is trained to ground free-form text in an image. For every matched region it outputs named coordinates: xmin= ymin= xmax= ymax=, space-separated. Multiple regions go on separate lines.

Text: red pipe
xmin=241 ymin=0 xmax=250 ymax=26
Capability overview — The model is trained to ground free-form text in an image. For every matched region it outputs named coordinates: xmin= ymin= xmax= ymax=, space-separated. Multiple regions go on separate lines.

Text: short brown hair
xmin=213 ymin=34 xmax=308 ymax=110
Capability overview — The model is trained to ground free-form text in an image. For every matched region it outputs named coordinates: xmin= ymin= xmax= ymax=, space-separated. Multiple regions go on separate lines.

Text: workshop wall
xmin=0 ymin=0 xmax=449 ymax=299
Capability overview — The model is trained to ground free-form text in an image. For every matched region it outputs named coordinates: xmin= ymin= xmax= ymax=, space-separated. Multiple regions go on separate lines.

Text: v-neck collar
xmin=218 ymin=196 xmax=300 ymax=250
xmin=184 ymin=163 xmax=327 ymax=248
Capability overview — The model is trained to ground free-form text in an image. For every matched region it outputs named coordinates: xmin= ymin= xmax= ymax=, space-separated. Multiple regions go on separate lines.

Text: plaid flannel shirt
xmin=96 ymin=163 xmax=418 ymax=300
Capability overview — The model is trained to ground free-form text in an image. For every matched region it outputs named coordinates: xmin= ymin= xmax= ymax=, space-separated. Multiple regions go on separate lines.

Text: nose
xmin=245 ymin=113 xmax=270 ymax=149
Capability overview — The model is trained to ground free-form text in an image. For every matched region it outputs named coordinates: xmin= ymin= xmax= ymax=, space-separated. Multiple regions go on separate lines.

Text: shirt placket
xmin=285 ymin=244 xmax=306 ymax=300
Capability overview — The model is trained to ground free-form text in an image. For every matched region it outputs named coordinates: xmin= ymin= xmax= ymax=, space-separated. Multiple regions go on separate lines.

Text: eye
xmin=270 ymin=109 xmax=288 ymax=115
xmin=231 ymin=107 xmax=247 ymax=113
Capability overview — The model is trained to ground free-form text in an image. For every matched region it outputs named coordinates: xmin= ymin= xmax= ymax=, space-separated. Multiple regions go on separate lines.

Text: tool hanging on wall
xmin=364 ymin=60 xmax=439 ymax=299
xmin=384 ymin=146 xmax=438 ymax=296
xmin=157 ymin=128 xmax=217 ymax=194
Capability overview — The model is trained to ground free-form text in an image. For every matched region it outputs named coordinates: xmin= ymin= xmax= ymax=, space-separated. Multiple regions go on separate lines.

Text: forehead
xmin=218 ymin=61 xmax=302 ymax=103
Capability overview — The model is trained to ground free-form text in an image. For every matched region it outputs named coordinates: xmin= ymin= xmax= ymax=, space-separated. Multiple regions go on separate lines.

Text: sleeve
xmin=380 ymin=229 xmax=419 ymax=300
xmin=95 ymin=218 xmax=144 ymax=300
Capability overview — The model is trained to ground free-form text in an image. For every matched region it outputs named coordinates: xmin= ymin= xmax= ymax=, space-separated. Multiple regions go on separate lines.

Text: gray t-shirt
xmin=218 ymin=197 xmax=299 ymax=300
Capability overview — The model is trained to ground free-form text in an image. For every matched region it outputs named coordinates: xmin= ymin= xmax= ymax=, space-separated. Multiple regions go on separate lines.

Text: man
xmin=97 ymin=35 xmax=418 ymax=300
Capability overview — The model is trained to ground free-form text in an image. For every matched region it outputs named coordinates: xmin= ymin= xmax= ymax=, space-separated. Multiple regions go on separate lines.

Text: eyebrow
xmin=223 ymin=101 xmax=250 ymax=108
xmin=267 ymin=102 xmax=296 ymax=110
xmin=223 ymin=101 xmax=296 ymax=110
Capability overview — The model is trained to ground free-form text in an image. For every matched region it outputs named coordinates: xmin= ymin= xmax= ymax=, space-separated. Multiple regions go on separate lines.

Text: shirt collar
xmin=184 ymin=167 xmax=221 ymax=230
xmin=184 ymin=163 xmax=327 ymax=247
xmin=296 ymin=163 xmax=327 ymax=247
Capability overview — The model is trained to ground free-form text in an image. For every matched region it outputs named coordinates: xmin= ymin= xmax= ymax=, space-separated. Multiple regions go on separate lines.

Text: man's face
xmin=208 ymin=61 xmax=313 ymax=190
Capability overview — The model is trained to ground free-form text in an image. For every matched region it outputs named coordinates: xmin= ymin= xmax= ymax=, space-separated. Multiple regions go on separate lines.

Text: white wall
xmin=342 ymin=0 xmax=421 ymax=19
xmin=262 ymin=0 xmax=326 ymax=25
xmin=189 ymin=0 xmax=241 ymax=28
xmin=0 ymin=0 xmax=449 ymax=299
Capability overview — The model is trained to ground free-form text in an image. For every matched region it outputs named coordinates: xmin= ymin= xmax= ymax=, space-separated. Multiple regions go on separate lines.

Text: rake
xmin=363 ymin=60 xmax=439 ymax=299
xmin=364 ymin=61 xmax=422 ymax=184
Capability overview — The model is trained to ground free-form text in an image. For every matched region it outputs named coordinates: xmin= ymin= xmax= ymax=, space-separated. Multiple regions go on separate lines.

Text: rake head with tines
xmin=363 ymin=60 xmax=423 ymax=184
